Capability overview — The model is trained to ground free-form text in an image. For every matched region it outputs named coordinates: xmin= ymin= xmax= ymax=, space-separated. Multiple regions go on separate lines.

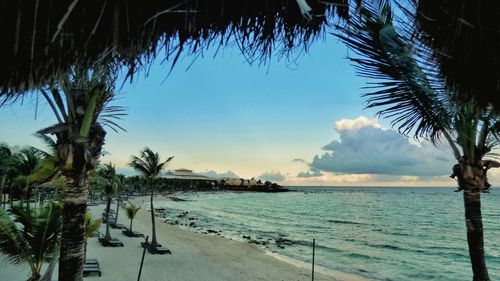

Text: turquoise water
xmin=153 ymin=187 xmax=500 ymax=280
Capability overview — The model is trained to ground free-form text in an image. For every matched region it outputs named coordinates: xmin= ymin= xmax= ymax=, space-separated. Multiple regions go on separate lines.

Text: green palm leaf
xmin=129 ymin=147 xmax=174 ymax=179
xmin=0 ymin=202 xmax=62 ymax=278
xmin=125 ymin=202 xmax=141 ymax=220
xmin=0 ymin=208 xmax=30 ymax=264
xmin=84 ymin=212 xmax=102 ymax=239
xmin=335 ymin=3 xmax=453 ymax=143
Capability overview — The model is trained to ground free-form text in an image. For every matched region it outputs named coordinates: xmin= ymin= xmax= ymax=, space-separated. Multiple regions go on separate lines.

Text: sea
xmin=150 ymin=187 xmax=500 ymax=280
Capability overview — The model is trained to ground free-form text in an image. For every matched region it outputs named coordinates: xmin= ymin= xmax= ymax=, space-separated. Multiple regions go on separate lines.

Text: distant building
xmin=163 ymin=169 xmax=217 ymax=189
xmin=165 ymin=169 xmax=214 ymax=181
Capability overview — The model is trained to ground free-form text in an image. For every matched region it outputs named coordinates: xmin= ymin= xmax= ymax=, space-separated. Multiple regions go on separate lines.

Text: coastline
xmin=141 ymin=195 xmax=372 ymax=281
xmin=1 ymin=198 xmax=371 ymax=280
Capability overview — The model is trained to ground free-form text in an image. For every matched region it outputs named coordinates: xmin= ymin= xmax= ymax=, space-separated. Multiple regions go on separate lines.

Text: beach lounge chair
xmin=110 ymin=221 xmax=125 ymax=229
xmin=83 ymin=258 xmax=101 ymax=277
xmin=98 ymin=237 xmax=124 ymax=247
xmin=85 ymin=258 xmax=99 ymax=264
xmin=141 ymin=241 xmax=171 ymax=255
xmin=101 ymin=214 xmax=115 ymax=223
xmin=122 ymin=228 xmax=144 ymax=237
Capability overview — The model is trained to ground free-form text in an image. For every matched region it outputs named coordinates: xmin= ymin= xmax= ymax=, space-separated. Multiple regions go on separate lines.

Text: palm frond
xmin=31 ymin=133 xmax=57 ymax=159
xmin=335 ymin=2 xmax=453 ymax=143
xmin=129 ymin=147 xmax=174 ymax=179
xmin=29 ymin=202 xmax=62 ymax=263
xmin=0 ymin=209 xmax=30 ymax=264
xmin=84 ymin=212 xmax=101 ymax=239
xmin=125 ymin=202 xmax=141 ymax=220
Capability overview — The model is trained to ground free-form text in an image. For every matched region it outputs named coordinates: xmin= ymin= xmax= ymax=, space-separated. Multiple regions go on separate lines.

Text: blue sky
xmin=0 ymin=36 xmax=465 ymax=186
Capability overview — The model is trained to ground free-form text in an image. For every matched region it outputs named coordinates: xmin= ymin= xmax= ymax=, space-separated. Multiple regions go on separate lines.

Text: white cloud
xmin=334 ymin=116 xmax=381 ymax=131
xmin=292 ymin=158 xmax=306 ymax=163
xmin=258 ymin=171 xmax=286 ymax=182
xmin=311 ymin=117 xmax=455 ymax=177
xmin=297 ymin=167 xmax=323 ymax=178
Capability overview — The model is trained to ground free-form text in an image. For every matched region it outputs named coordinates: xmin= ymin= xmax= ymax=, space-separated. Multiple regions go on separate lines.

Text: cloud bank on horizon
xmin=288 ymin=116 xmax=456 ymax=186
xmin=310 ymin=116 xmax=454 ymax=177
xmin=201 ymin=170 xmax=240 ymax=179
xmin=115 ymin=116 xmax=457 ymax=186
xmin=258 ymin=171 xmax=286 ymax=182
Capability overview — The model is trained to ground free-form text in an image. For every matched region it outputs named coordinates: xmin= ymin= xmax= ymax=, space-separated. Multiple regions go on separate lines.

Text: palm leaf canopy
xmin=125 ymin=202 xmax=141 ymax=220
xmin=36 ymin=67 xmax=127 ymax=135
xmin=0 ymin=144 xmax=13 ymax=174
xmin=13 ymin=148 xmax=41 ymax=177
xmin=336 ymin=1 xmax=500 ymax=163
xmin=415 ymin=0 xmax=500 ymax=109
xmin=335 ymin=3 xmax=455 ymax=144
xmin=0 ymin=202 xmax=62 ymax=266
xmin=0 ymin=0 xmax=354 ymax=96
xmin=129 ymin=147 xmax=174 ymax=179
xmin=93 ymin=163 xmax=118 ymax=196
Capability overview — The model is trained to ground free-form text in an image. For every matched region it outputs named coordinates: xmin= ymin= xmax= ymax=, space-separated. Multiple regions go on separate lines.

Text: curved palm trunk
xmin=456 ymin=163 xmax=491 ymax=281
xmin=58 ymin=173 xmax=87 ymax=281
xmin=129 ymin=217 xmax=134 ymax=232
xmin=464 ymin=191 xmax=490 ymax=281
xmin=105 ymin=196 xmax=112 ymax=240
xmin=41 ymin=244 xmax=60 ymax=281
xmin=115 ymin=195 xmax=120 ymax=224
xmin=1 ymin=175 xmax=6 ymax=210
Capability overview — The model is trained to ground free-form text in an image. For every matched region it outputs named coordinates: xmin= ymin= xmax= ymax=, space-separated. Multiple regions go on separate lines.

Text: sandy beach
xmin=1 ymin=201 xmax=370 ymax=281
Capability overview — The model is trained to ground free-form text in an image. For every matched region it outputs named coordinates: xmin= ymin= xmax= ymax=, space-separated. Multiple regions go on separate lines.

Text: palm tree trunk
xmin=130 ymin=218 xmax=134 ymax=232
xmin=115 ymin=195 xmax=120 ymax=224
xmin=41 ymin=244 xmax=60 ymax=281
xmin=9 ymin=184 xmax=13 ymax=206
xmin=1 ymin=175 xmax=6 ymax=210
xmin=25 ymin=182 xmax=30 ymax=211
xmin=105 ymin=197 xmax=112 ymax=240
xmin=150 ymin=191 xmax=158 ymax=246
xmin=464 ymin=191 xmax=490 ymax=281
xmin=58 ymin=174 xmax=87 ymax=281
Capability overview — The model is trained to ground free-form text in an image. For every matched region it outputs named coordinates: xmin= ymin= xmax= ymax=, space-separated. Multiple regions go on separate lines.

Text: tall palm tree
xmin=28 ymin=134 xmax=62 ymax=208
xmin=36 ymin=67 xmax=125 ymax=280
xmin=125 ymin=202 xmax=141 ymax=233
xmin=94 ymin=163 xmax=118 ymax=241
xmin=336 ymin=3 xmax=498 ymax=280
xmin=113 ymin=175 xmax=127 ymax=225
xmin=0 ymin=202 xmax=62 ymax=281
xmin=12 ymin=148 xmax=42 ymax=210
xmin=129 ymin=147 xmax=173 ymax=247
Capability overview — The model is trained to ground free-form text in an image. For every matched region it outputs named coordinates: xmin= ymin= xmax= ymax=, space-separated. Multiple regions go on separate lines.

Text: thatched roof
xmin=415 ymin=0 xmax=500 ymax=108
xmin=0 ymin=0 xmax=350 ymax=97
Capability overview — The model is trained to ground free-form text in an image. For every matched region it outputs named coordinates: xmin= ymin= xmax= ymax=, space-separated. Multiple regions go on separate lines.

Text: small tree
xmin=83 ymin=212 xmax=101 ymax=259
xmin=12 ymin=148 xmax=41 ymax=210
xmin=0 ymin=202 xmax=62 ymax=281
xmin=94 ymin=163 xmax=118 ymax=241
xmin=125 ymin=202 xmax=141 ymax=232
